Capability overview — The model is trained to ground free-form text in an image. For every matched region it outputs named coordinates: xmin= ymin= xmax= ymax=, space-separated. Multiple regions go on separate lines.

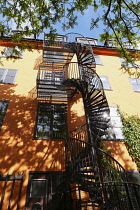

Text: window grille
xmin=35 ymin=103 xmax=67 ymax=139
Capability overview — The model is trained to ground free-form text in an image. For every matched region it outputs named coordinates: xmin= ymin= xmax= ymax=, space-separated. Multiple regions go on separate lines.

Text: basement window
xmin=0 ymin=101 xmax=9 ymax=128
xmin=0 ymin=68 xmax=18 ymax=84
xmin=30 ymin=179 xmax=47 ymax=197
xmin=35 ymin=103 xmax=67 ymax=139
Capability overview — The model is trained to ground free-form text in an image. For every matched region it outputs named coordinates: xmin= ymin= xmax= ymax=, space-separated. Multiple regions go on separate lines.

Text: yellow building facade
xmin=0 ymin=34 xmax=139 ymax=209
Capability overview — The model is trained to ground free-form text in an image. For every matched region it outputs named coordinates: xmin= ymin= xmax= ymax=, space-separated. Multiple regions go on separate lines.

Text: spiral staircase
xmin=37 ymin=33 xmax=140 ymax=210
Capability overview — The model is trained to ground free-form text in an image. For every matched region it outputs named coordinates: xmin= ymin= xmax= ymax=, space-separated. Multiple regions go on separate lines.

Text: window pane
xmin=94 ymin=55 xmax=102 ymax=65
xmin=52 ymin=105 xmax=66 ymax=138
xmin=102 ymin=82 xmax=111 ymax=90
xmin=102 ymin=106 xmax=124 ymax=140
xmin=133 ymin=85 xmax=140 ymax=92
xmin=4 ymin=69 xmax=17 ymax=84
xmin=0 ymin=69 xmax=5 ymax=82
xmin=100 ymin=76 xmax=111 ymax=90
xmin=129 ymin=78 xmax=140 ymax=92
xmin=30 ymin=179 xmax=47 ymax=197
xmin=35 ymin=103 xmax=66 ymax=139
xmin=120 ymin=58 xmax=137 ymax=68
xmin=36 ymin=104 xmax=51 ymax=138
xmin=4 ymin=47 xmax=13 ymax=56
xmin=0 ymin=101 xmax=8 ymax=127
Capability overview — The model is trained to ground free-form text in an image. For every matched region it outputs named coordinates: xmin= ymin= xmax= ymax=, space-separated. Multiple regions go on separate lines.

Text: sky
xmin=4 ymin=1 xmax=139 ymax=48
xmin=44 ymin=5 xmax=105 ymax=41
xmin=9 ymin=4 xmax=105 ymax=43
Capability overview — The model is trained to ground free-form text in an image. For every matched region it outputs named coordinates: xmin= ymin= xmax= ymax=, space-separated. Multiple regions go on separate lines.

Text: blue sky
xmin=4 ymin=2 xmax=105 ymax=43
xmin=44 ymin=5 xmax=105 ymax=41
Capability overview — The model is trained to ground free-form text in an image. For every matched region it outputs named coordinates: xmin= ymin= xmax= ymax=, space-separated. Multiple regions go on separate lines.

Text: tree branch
xmin=122 ymin=0 xmax=140 ymax=21
xmin=106 ymin=17 xmax=129 ymax=59
xmin=104 ymin=0 xmax=112 ymax=19
xmin=118 ymin=2 xmax=132 ymax=43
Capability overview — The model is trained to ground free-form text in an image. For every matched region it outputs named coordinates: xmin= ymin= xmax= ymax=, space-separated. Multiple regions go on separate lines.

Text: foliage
xmin=121 ymin=113 xmax=140 ymax=170
xmin=0 ymin=0 xmax=140 ymax=66
xmin=100 ymin=142 xmax=124 ymax=182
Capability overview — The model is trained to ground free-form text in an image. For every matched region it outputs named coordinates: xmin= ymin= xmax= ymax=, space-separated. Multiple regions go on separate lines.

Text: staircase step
xmin=79 ymin=161 xmax=95 ymax=168
xmin=77 ymin=155 xmax=94 ymax=163
xmin=78 ymin=168 xmax=97 ymax=173
xmin=37 ymin=95 xmax=71 ymax=99
xmin=79 ymin=185 xmax=101 ymax=194
xmin=80 ymin=200 xmax=102 ymax=208
xmin=67 ymin=161 xmax=95 ymax=170
xmin=37 ymin=90 xmax=73 ymax=95
xmin=37 ymin=85 xmax=74 ymax=91
xmin=78 ymin=174 xmax=97 ymax=179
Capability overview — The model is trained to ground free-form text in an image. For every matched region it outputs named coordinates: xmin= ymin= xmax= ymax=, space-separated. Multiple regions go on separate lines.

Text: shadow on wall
xmin=67 ymin=92 xmax=86 ymax=132
xmin=104 ymin=141 xmax=138 ymax=171
xmin=0 ymin=84 xmax=65 ymax=208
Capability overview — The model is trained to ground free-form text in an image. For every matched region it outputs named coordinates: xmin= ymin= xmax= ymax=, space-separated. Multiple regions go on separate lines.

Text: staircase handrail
xmin=63 ymin=62 xmax=107 ymax=98
xmin=68 ymin=123 xmax=87 ymax=134
xmin=65 ymin=135 xmax=129 ymax=183
xmin=66 ymin=135 xmax=126 ymax=172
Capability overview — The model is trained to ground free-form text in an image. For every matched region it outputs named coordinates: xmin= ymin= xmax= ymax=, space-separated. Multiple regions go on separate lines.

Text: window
xmin=0 ymin=68 xmax=17 ymax=84
xmin=2 ymin=47 xmax=24 ymax=58
xmin=85 ymin=54 xmax=102 ymax=65
xmin=94 ymin=54 xmax=102 ymax=65
xmin=30 ymin=179 xmax=48 ymax=197
xmin=0 ymin=101 xmax=9 ymax=128
xmin=102 ymin=106 xmax=124 ymax=140
xmin=45 ymin=34 xmax=67 ymax=42
xmin=35 ymin=103 xmax=67 ymax=139
xmin=43 ymin=50 xmax=64 ymax=61
xmin=100 ymin=76 xmax=112 ymax=90
xmin=119 ymin=58 xmax=138 ymax=68
xmin=129 ymin=78 xmax=140 ymax=92
xmin=76 ymin=37 xmax=98 ymax=45
xmin=43 ymin=71 xmax=63 ymax=85
xmin=91 ymin=75 xmax=112 ymax=90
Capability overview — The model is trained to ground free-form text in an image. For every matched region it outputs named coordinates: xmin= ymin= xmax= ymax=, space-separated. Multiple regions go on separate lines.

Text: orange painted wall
xmin=0 ymin=48 xmax=67 ymax=208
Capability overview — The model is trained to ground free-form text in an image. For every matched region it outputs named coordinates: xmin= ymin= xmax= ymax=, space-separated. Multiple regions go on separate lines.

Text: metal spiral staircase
xmin=37 ymin=33 xmax=140 ymax=210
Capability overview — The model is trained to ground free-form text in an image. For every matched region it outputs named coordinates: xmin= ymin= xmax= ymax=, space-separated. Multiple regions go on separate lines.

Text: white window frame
xmin=44 ymin=34 xmax=67 ymax=42
xmin=119 ymin=58 xmax=138 ymax=68
xmin=1 ymin=47 xmax=24 ymax=58
xmin=94 ymin=54 xmax=102 ymax=65
xmin=100 ymin=76 xmax=112 ymax=90
xmin=102 ymin=106 xmax=124 ymax=140
xmin=0 ymin=68 xmax=18 ymax=84
xmin=129 ymin=78 xmax=140 ymax=92
xmin=76 ymin=37 xmax=98 ymax=45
